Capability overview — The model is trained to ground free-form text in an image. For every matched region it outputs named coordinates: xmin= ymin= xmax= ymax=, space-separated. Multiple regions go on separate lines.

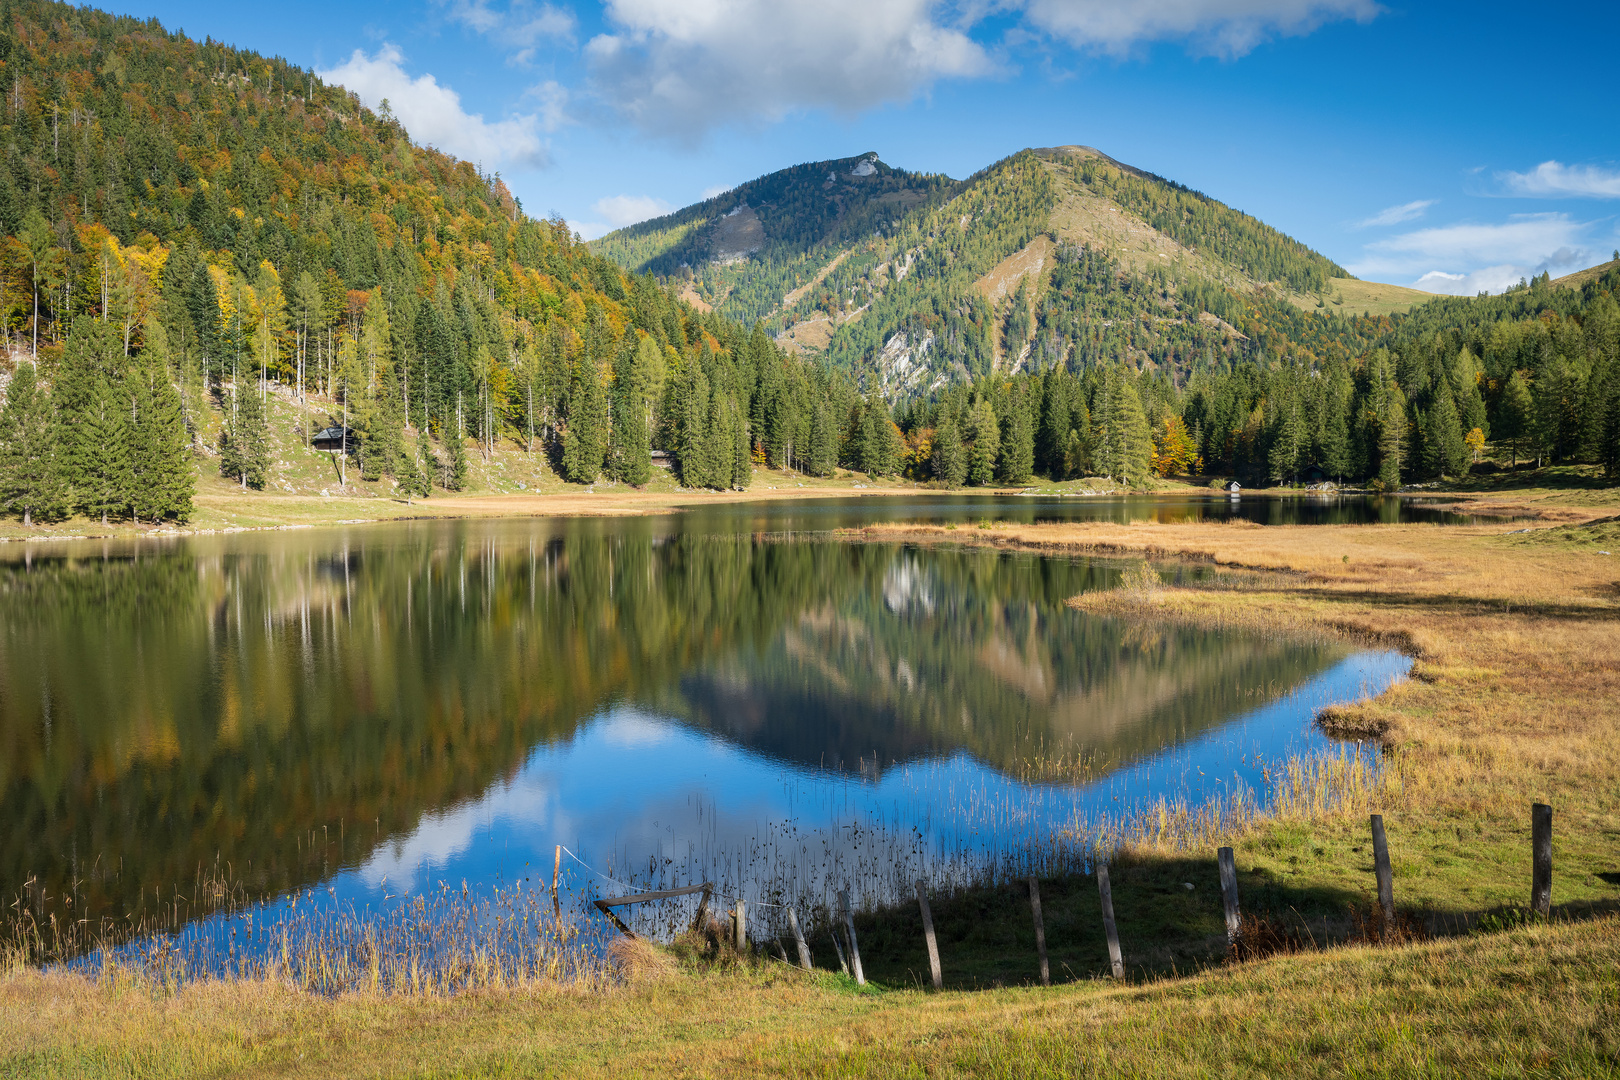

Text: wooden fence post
xmin=552 ymin=844 xmax=562 ymax=918
xmin=830 ymin=924 xmax=850 ymax=976
xmin=1370 ymin=814 xmax=1394 ymax=933
xmin=691 ymin=883 xmax=714 ymax=933
xmin=1532 ymin=803 xmax=1552 ymax=918
xmin=1097 ymin=863 xmax=1124 ymax=979
xmin=1217 ymin=846 xmax=1241 ymax=952
xmin=733 ymin=899 xmax=747 ymax=952
xmin=1028 ymin=876 xmax=1050 ymax=987
xmin=785 ymin=905 xmax=813 ymax=970
xmin=841 ymin=888 xmax=866 ymax=986
xmin=916 ymin=880 xmax=942 ymax=990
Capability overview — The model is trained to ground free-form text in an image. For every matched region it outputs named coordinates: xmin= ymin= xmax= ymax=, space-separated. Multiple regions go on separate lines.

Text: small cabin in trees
xmin=312 ymin=426 xmax=352 ymax=452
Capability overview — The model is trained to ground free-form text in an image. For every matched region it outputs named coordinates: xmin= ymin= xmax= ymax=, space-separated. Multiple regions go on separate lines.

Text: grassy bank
xmin=2 ymin=917 xmax=1615 ymax=1077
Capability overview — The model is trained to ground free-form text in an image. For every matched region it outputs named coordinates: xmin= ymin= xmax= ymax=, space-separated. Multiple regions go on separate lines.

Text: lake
xmin=0 ymin=495 xmax=1416 ymax=967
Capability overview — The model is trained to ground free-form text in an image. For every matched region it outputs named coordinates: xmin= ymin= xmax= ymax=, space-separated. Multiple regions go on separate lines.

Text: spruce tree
xmin=1423 ymin=385 xmax=1468 ymax=478
xmin=997 ymin=387 xmax=1035 ymax=484
xmin=438 ymin=402 xmax=470 ymax=491
xmin=678 ymin=363 xmax=711 ymax=487
xmin=1036 ymin=371 xmax=1071 ymax=478
xmin=965 ymin=396 xmax=999 ymax=485
xmin=82 ymin=370 xmax=133 ymax=523
xmin=609 ymin=336 xmax=653 ymax=486
xmin=0 ymin=364 xmax=68 ymax=524
xmin=1499 ymin=371 xmax=1533 ymax=467
xmin=807 ymin=398 xmax=837 ymax=478
xmin=702 ymin=387 xmax=730 ymax=488
xmin=932 ymin=416 xmax=967 ymax=488
xmin=561 ymin=355 xmax=609 ymax=484
xmin=221 ymin=376 xmax=270 ymax=490
xmin=730 ymin=398 xmax=751 ymax=490
xmin=128 ymin=358 xmax=195 ymax=522
xmin=1268 ymin=391 xmax=1305 ymax=484
xmin=55 ymin=317 xmax=121 ymax=511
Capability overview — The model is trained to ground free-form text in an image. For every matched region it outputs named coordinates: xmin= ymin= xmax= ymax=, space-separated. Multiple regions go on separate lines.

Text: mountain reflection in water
xmin=0 ymin=514 xmax=1396 ymax=939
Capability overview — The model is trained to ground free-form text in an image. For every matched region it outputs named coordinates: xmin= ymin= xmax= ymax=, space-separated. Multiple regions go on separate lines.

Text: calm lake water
xmin=0 ymin=495 xmax=1418 ymax=954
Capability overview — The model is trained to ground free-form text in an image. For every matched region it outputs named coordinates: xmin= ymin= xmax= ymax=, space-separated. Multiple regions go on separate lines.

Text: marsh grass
xmin=5 ymin=872 xmax=613 ymax=996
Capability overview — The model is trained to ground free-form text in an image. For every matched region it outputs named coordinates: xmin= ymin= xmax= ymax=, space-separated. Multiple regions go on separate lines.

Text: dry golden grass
xmin=861 ymin=513 xmax=1620 ymax=918
xmin=3 ymin=917 xmax=1616 ymax=1077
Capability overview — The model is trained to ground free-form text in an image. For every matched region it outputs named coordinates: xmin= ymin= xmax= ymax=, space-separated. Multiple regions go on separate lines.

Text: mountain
xmin=593 ymin=147 xmax=1436 ymax=399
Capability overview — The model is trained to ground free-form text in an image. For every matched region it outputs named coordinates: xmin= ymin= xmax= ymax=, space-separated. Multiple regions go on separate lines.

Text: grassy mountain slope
xmin=589 ymin=153 xmax=958 ymax=326
xmin=594 ymin=145 xmax=1433 ymax=400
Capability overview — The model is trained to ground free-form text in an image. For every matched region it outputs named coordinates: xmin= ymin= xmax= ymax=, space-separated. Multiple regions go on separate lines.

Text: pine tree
xmin=932 ymin=416 xmax=967 ymax=488
xmin=0 ymin=363 xmax=68 ymax=524
xmin=965 ymin=396 xmax=999 ymax=485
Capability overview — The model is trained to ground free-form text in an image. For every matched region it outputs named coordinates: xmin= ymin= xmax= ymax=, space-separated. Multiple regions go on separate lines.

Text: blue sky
xmin=111 ymin=0 xmax=1619 ymax=294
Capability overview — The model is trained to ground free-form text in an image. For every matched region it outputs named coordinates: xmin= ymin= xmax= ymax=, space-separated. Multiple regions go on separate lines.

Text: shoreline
xmin=0 ymin=477 xmax=1599 ymax=547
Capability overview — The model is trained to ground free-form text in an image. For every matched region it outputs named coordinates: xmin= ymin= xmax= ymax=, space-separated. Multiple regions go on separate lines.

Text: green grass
xmin=4 ymin=916 xmax=1617 ymax=1077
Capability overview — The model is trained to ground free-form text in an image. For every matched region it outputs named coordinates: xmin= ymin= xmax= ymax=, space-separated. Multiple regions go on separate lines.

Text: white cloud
xmin=441 ymin=0 xmax=578 ymax=63
xmin=594 ymin=194 xmax=675 ymax=228
xmin=1348 ymin=213 xmax=1597 ymax=295
xmin=1353 ymin=199 xmax=1434 ymax=229
xmin=318 ymin=44 xmax=554 ymax=168
xmin=567 ymin=195 xmax=675 ymax=241
xmin=701 ymin=184 xmax=733 ymax=200
xmin=1499 ymin=160 xmax=1620 ymax=199
xmin=1016 ymin=0 xmax=1381 ymax=58
xmin=586 ymin=0 xmax=994 ymax=138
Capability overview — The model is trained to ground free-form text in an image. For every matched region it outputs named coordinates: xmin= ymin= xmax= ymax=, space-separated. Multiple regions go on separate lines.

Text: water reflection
xmin=0 ymin=506 xmax=1405 ymax=944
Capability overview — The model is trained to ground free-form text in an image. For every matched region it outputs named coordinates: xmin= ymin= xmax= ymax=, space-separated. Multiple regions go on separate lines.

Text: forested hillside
xmin=0 ymin=0 xmax=893 ymax=523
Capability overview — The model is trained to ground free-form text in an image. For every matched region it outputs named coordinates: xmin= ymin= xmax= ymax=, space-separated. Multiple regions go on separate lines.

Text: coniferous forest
xmin=0 ymin=0 xmax=1617 ymax=532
